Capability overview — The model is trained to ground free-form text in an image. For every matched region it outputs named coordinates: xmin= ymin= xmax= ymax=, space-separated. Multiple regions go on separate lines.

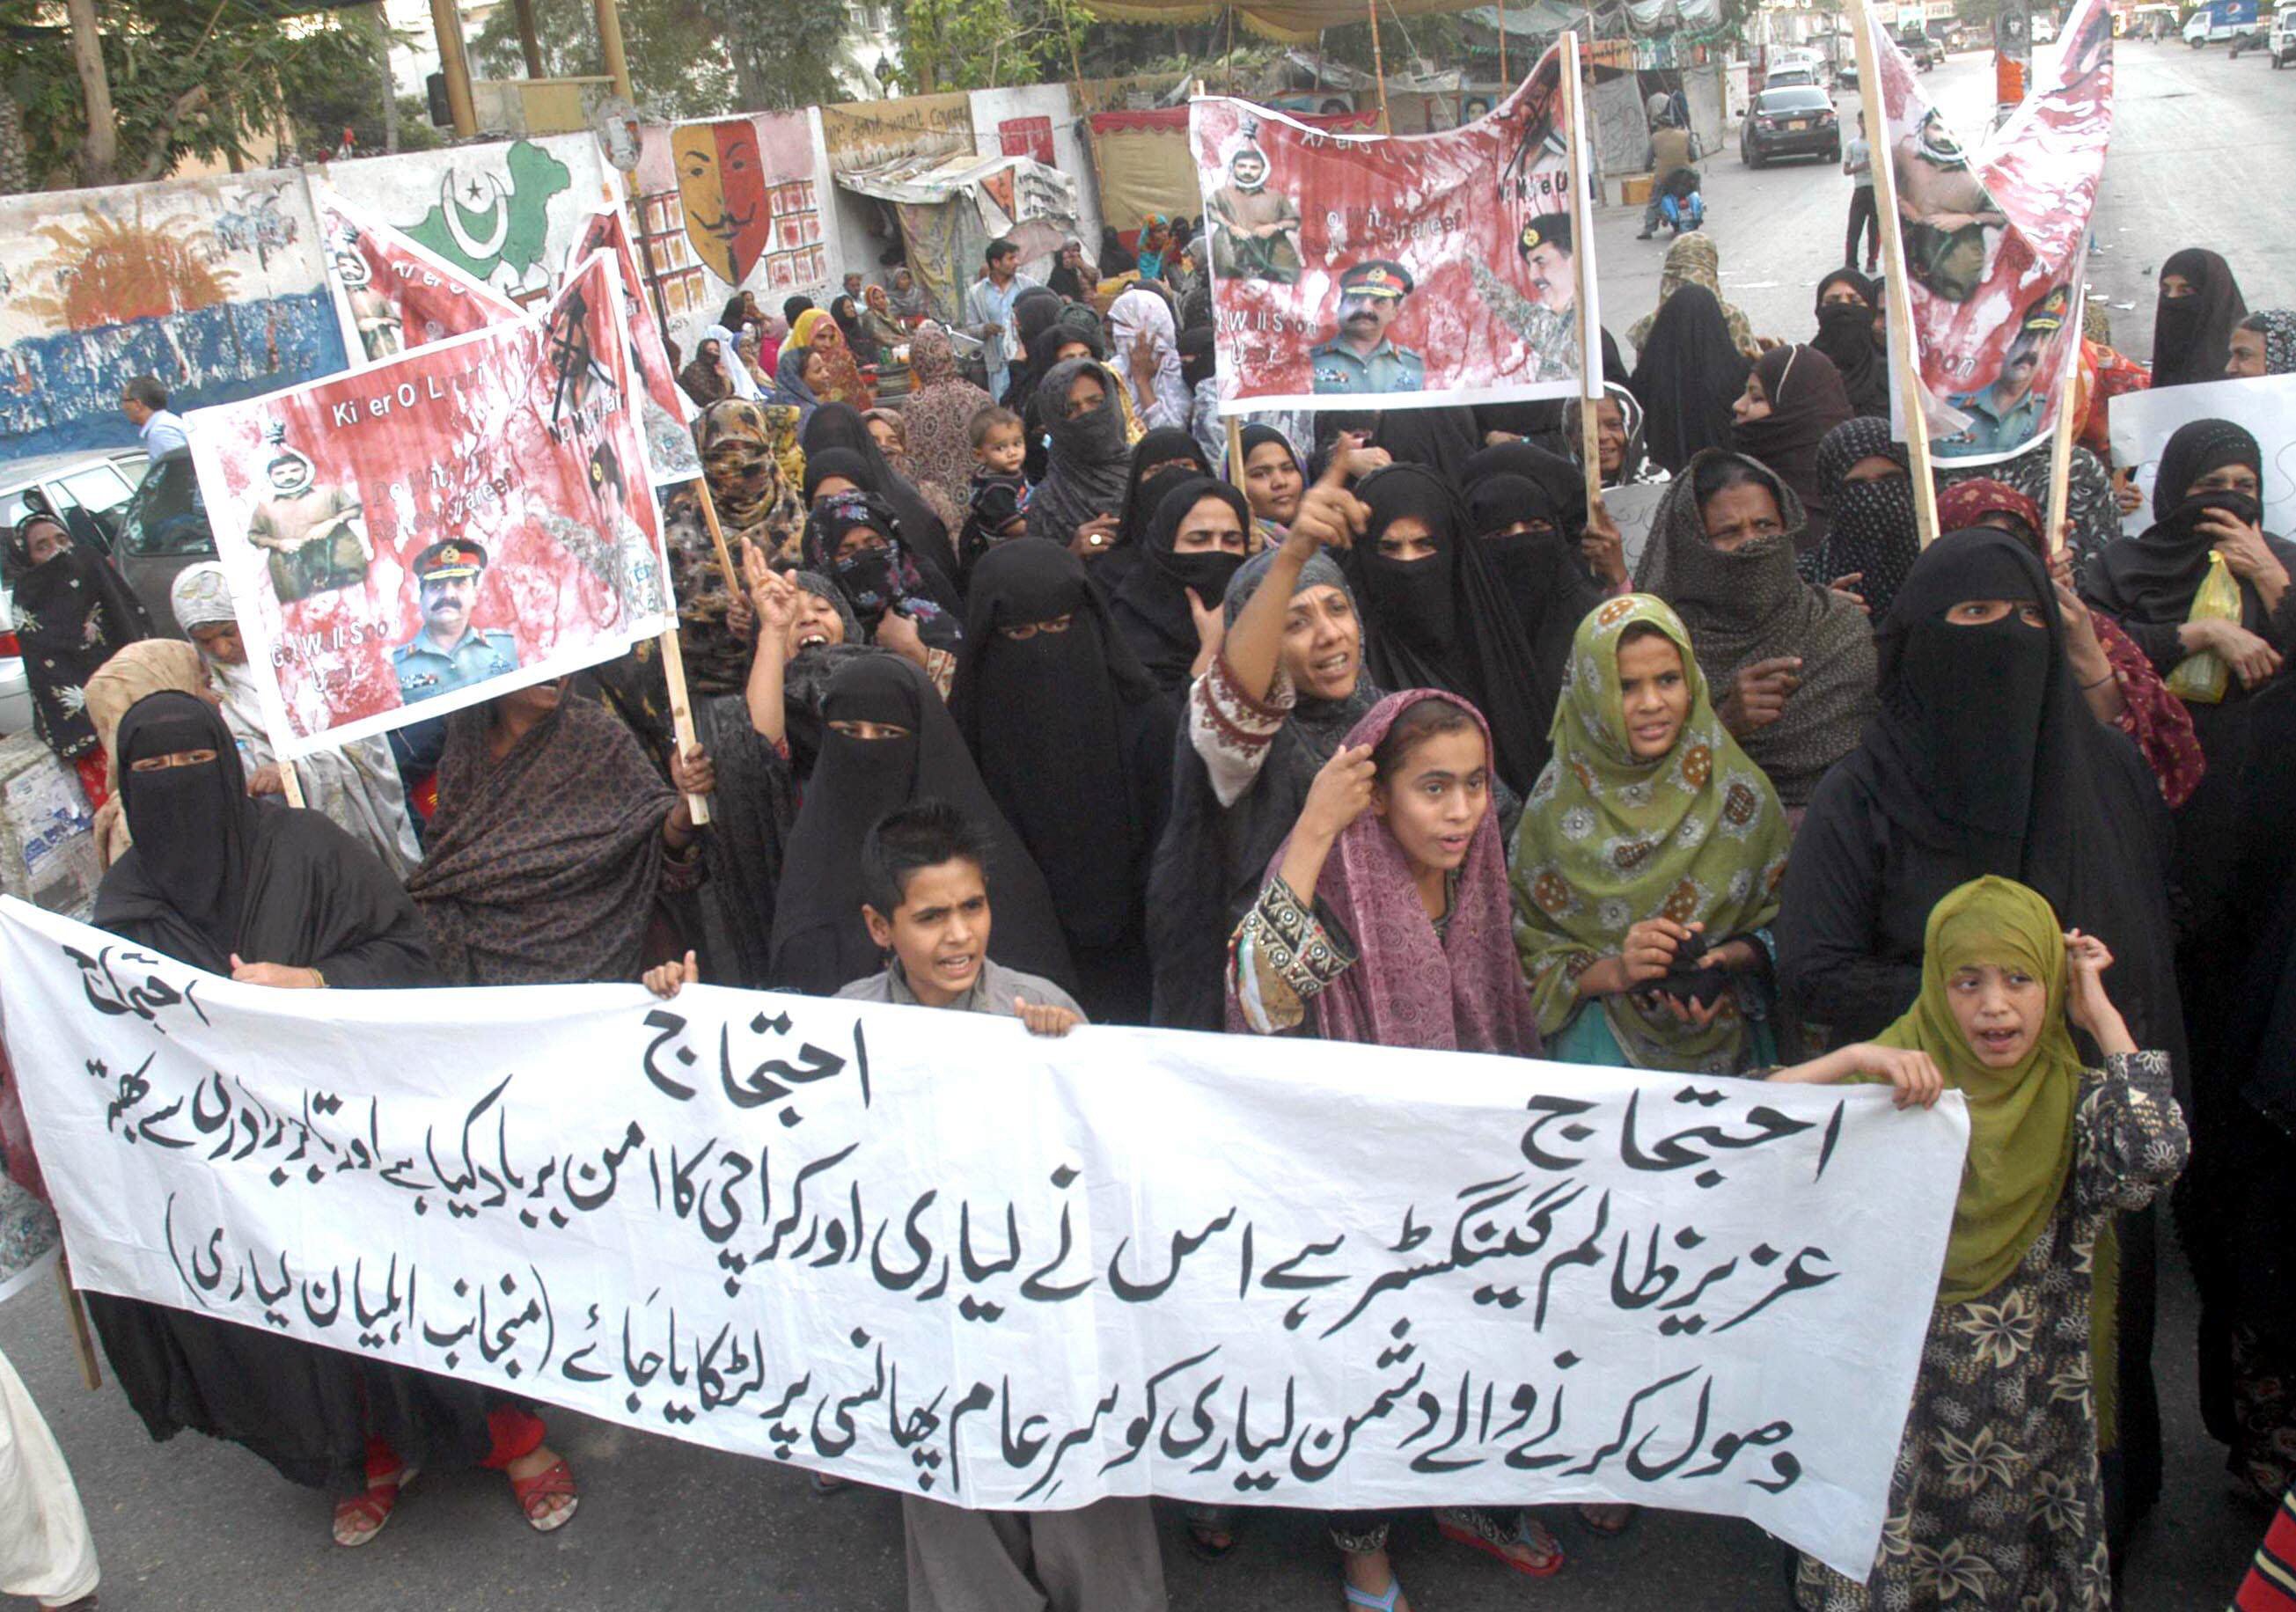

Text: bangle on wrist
xmin=2080 ymin=670 xmax=2115 ymax=691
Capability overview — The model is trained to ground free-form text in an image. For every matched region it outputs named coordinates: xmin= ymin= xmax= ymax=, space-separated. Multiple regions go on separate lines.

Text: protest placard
xmin=182 ymin=250 xmax=672 ymax=759
xmin=0 ymin=895 xmax=1967 ymax=1578
xmin=573 ymin=205 xmax=705 ymax=486
xmin=1865 ymin=0 xmax=2115 ymax=467
xmin=2107 ymin=372 xmax=2296 ymax=538
xmin=1190 ymin=46 xmax=1595 ymax=414
xmin=314 ymin=186 xmax=524 ymax=365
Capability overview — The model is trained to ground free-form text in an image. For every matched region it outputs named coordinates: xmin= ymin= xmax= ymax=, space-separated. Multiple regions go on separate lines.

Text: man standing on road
xmin=119 ymin=376 xmax=187 ymax=461
xmin=964 ymin=238 xmax=1039 ymax=404
xmin=1843 ymin=113 xmax=1879 ymax=275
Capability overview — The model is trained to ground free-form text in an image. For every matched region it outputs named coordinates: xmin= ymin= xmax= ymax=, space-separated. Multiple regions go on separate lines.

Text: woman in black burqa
xmin=1776 ymin=530 xmax=2183 ymax=1539
xmin=2150 ymin=247 xmax=2248 ymax=388
xmin=87 ymin=692 xmax=579 ymax=1544
xmin=953 ymin=541 xmax=1176 ymax=1023
xmin=1627 ymin=282 xmax=1750 ymax=474
xmin=802 ymin=401 xmax=960 ymax=586
xmin=1109 ymin=475 xmax=1251 ymax=700
xmin=765 ymin=655 xmax=1074 ymax=997
xmin=1337 ymin=463 xmax=1557 ymax=795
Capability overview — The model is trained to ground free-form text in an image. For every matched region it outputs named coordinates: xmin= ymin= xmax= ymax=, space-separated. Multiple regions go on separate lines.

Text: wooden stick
xmin=1498 ymin=0 xmax=1508 ymax=85
xmin=1848 ymin=0 xmax=1940 ymax=546
xmin=1227 ymin=415 xmax=1247 ymax=493
xmin=657 ymin=626 xmax=711 ymax=828
xmin=1368 ymin=0 xmax=1392 ymax=133
xmin=2043 ymin=284 xmax=2087 ymax=555
xmin=1559 ymin=32 xmax=1604 ymax=518
xmin=690 ymin=475 xmax=742 ymax=597
xmin=55 ymin=1251 xmax=100 ymax=1391
xmin=277 ymin=760 xmax=305 ymax=810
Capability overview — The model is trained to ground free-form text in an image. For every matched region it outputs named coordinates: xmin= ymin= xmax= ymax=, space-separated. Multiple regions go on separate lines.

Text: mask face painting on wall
xmin=673 ymin=121 xmax=774 ymax=286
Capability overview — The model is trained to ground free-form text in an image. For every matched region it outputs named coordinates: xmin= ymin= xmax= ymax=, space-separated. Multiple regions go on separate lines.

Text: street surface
xmin=4 ymin=41 xmax=2289 ymax=1610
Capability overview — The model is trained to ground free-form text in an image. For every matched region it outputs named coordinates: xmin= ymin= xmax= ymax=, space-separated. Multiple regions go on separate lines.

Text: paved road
xmin=4 ymin=43 xmax=2289 ymax=1612
xmin=1598 ymin=38 xmax=2296 ymax=368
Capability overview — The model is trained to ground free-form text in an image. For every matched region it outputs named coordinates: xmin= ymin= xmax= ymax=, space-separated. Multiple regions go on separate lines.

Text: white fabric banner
xmin=2108 ymin=371 xmax=2296 ymax=539
xmin=0 ymin=898 xmax=1966 ymax=1578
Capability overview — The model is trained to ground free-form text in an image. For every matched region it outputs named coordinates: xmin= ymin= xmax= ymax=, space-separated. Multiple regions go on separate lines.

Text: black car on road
xmin=1741 ymin=85 xmax=1841 ymax=168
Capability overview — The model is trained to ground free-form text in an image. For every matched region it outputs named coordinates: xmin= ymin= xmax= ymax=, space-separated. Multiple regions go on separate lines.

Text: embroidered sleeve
xmin=923 ymin=647 xmax=957 ymax=703
xmin=2073 ymin=1051 xmax=2190 ymax=1215
xmin=1226 ymin=872 xmax=1358 ymax=1035
xmin=1190 ymin=650 xmax=1295 ymax=809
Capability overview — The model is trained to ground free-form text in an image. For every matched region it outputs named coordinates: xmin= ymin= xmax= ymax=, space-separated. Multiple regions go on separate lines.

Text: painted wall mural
xmin=0 ymin=173 xmax=347 ymax=459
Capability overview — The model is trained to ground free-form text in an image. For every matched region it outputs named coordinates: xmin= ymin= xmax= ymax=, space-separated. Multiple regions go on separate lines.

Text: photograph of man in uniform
xmin=246 ymin=423 xmax=371 ymax=604
xmin=1309 ymin=260 xmax=1425 ymax=395
xmin=1469 ymin=211 xmax=1581 ymax=383
xmin=392 ymin=537 xmax=520 ymax=705
xmin=333 ymin=228 xmax=404 ymax=362
xmin=1891 ymin=109 xmax=2007 ymax=304
xmin=1944 ymin=283 xmax=2069 ymax=458
xmin=1207 ymin=125 xmax=1302 ymax=286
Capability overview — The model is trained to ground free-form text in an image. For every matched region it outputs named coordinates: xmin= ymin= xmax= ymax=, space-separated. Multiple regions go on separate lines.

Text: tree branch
xmin=130 ymin=81 xmax=211 ymax=181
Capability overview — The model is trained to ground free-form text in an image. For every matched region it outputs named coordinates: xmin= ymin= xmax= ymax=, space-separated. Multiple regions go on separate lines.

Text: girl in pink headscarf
xmin=1224 ymin=685 xmax=1563 ymax=1608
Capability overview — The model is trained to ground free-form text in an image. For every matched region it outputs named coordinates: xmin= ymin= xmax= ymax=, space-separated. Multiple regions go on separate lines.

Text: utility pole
xmin=67 ymin=0 xmax=117 ymax=183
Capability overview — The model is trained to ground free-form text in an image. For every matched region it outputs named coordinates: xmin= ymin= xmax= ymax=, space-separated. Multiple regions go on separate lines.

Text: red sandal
xmin=510 ymin=1456 xmax=580 ymax=1532
xmin=333 ymin=1465 xmax=416 ymax=1548
xmin=1437 ymin=1508 xmax=1566 ymax=1578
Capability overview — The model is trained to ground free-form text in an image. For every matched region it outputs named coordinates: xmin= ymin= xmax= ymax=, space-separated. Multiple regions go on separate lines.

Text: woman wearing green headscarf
xmin=1510 ymin=594 xmax=1792 ymax=1076
xmin=1769 ymin=876 xmax=2188 ymax=1611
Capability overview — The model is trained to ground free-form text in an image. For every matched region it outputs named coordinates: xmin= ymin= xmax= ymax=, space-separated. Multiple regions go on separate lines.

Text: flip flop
xmin=1342 ymin=1577 xmax=1405 ymax=1609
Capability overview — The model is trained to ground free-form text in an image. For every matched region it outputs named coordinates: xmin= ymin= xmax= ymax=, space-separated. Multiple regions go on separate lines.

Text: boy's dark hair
xmin=861 ymin=799 xmax=992 ymax=917
xmin=986 ymin=238 xmax=1018 ymax=265
xmin=124 ymin=374 xmax=169 ymax=410
xmin=969 ymin=405 xmax=1022 ymax=450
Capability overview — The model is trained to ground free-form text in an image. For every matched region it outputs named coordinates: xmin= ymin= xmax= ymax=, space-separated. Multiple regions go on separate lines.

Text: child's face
xmin=978 ymin=423 xmax=1024 ymax=476
xmin=864 ymin=858 xmax=994 ymax=1008
xmin=1946 ymin=962 xmax=2046 ymax=1068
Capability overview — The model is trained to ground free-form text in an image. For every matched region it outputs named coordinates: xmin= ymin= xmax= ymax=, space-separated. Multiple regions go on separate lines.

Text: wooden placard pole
xmin=1558 ymin=32 xmax=1604 ymax=518
xmin=2043 ymin=283 xmax=2087 ymax=556
xmin=1848 ymin=0 xmax=1940 ymax=546
xmin=55 ymin=1252 xmax=101 ymax=1390
xmin=1498 ymin=0 xmax=1508 ymax=85
xmin=657 ymin=626 xmax=711 ymax=827
xmin=690 ymin=475 xmax=744 ymax=597
xmin=278 ymin=761 xmax=305 ymax=810
xmin=1368 ymin=0 xmax=1393 ymax=133
xmin=1227 ymin=416 xmax=1247 ymax=494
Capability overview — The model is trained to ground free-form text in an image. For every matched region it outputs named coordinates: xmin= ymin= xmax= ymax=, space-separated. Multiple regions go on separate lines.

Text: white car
xmin=2033 ymin=14 xmax=2058 ymax=41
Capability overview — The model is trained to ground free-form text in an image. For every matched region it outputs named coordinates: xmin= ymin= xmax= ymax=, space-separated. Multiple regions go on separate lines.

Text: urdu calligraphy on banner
xmin=0 ymin=898 xmax=1967 ymax=1578
xmin=182 ymin=250 xmax=673 ymax=760
xmin=1189 ymin=45 xmax=1597 ymax=414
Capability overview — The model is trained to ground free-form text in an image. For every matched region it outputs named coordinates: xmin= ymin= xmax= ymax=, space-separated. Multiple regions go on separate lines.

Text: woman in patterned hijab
xmin=1510 ymin=593 xmax=1789 ymax=1073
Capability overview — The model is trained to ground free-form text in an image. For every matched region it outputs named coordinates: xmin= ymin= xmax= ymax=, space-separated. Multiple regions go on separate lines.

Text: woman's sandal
xmin=332 ymin=1465 xmax=417 ymax=1548
xmin=1185 ymin=1518 xmax=1238 ymax=1562
xmin=1341 ymin=1577 xmax=1406 ymax=1610
xmin=1437 ymin=1508 xmax=1566 ymax=1578
xmin=1578 ymin=1501 xmax=1640 ymax=1537
xmin=509 ymin=1456 xmax=580 ymax=1532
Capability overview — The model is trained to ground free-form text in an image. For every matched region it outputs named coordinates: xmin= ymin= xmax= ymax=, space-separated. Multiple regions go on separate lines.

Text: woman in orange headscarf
xmin=789 ymin=307 xmax=873 ymax=410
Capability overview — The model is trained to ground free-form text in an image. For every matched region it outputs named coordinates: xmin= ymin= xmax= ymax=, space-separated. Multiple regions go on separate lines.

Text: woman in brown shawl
xmin=1632 ymin=450 xmax=1878 ymax=813
xmin=407 ymin=679 xmax=712 ymax=985
xmin=893 ymin=324 xmax=993 ymax=520
xmin=697 ymin=398 xmax=808 ymax=566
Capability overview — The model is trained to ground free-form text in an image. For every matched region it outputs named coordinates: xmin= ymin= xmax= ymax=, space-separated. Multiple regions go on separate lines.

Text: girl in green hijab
xmin=1510 ymin=594 xmax=1792 ymax=1075
xmin=1769 ymin=876 xmax=2189 ymax=1610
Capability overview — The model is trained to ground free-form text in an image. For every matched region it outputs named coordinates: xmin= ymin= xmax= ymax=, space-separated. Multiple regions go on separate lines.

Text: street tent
xmin=836 ymin=150 xmax=1081 ymax=325
xmin=1089 ymin=103 xmax=1377 ymax=243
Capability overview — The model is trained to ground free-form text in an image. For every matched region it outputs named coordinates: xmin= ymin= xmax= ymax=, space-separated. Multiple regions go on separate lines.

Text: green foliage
xmin=700 ymin=0 xmax=859 ymax=109
xmin=470 ymin=0 xmax=737 ymax=117
xmin=4 ymin=0 xmax=407 ymax=186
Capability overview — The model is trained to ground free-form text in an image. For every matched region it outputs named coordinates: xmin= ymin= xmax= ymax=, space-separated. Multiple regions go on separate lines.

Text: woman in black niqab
xmin=1810 ymin=268 xmax=1890 ymax=418
xmin=1099 ymin=427 xmax=1213 ymax=594
xmin=1339 ymin=464 xmax=1557 ymax=793
xmin=86 ymin=691 xmax=536 ymax=1523
xmin=954 ymin=541 xmax=1176 ymax=1022
xmin=1109 ymin=476 xmax=1250 ymax=693
xmin=1463 ymin=472 xmax=1603 ymax=692
xmin=766 ymin=656 xmax=1074 ymax=997
xmin=2151 ymin=247 xmax=2248 ymax=388
xmin=3 ymin=511 xmax=152 ymax=776
xmin=802 ymin=401 xmax=960 ymax=585
xmin=1628 ymin=282 xmax=1750 ymax=473
xmin=1776 ymin=528 xmax=2182 ymax=1533
xmin=1369 ymin=406 xmax=1482 ymax=484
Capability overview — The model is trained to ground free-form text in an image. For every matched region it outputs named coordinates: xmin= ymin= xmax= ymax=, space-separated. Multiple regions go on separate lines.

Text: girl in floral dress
xmin=1772 ymin=876 xmax=2189 ymax=1609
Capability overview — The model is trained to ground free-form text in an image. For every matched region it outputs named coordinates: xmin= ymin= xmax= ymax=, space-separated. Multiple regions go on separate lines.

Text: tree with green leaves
xmin=4 ymin=0 xmax=404 ymax=188
xmin=471 ymin=0 xmax=738 ymax=118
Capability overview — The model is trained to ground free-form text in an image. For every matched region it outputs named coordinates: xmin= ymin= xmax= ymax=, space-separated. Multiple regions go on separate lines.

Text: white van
xmin=2272 ymin=7 xmax=2296 ymax=62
